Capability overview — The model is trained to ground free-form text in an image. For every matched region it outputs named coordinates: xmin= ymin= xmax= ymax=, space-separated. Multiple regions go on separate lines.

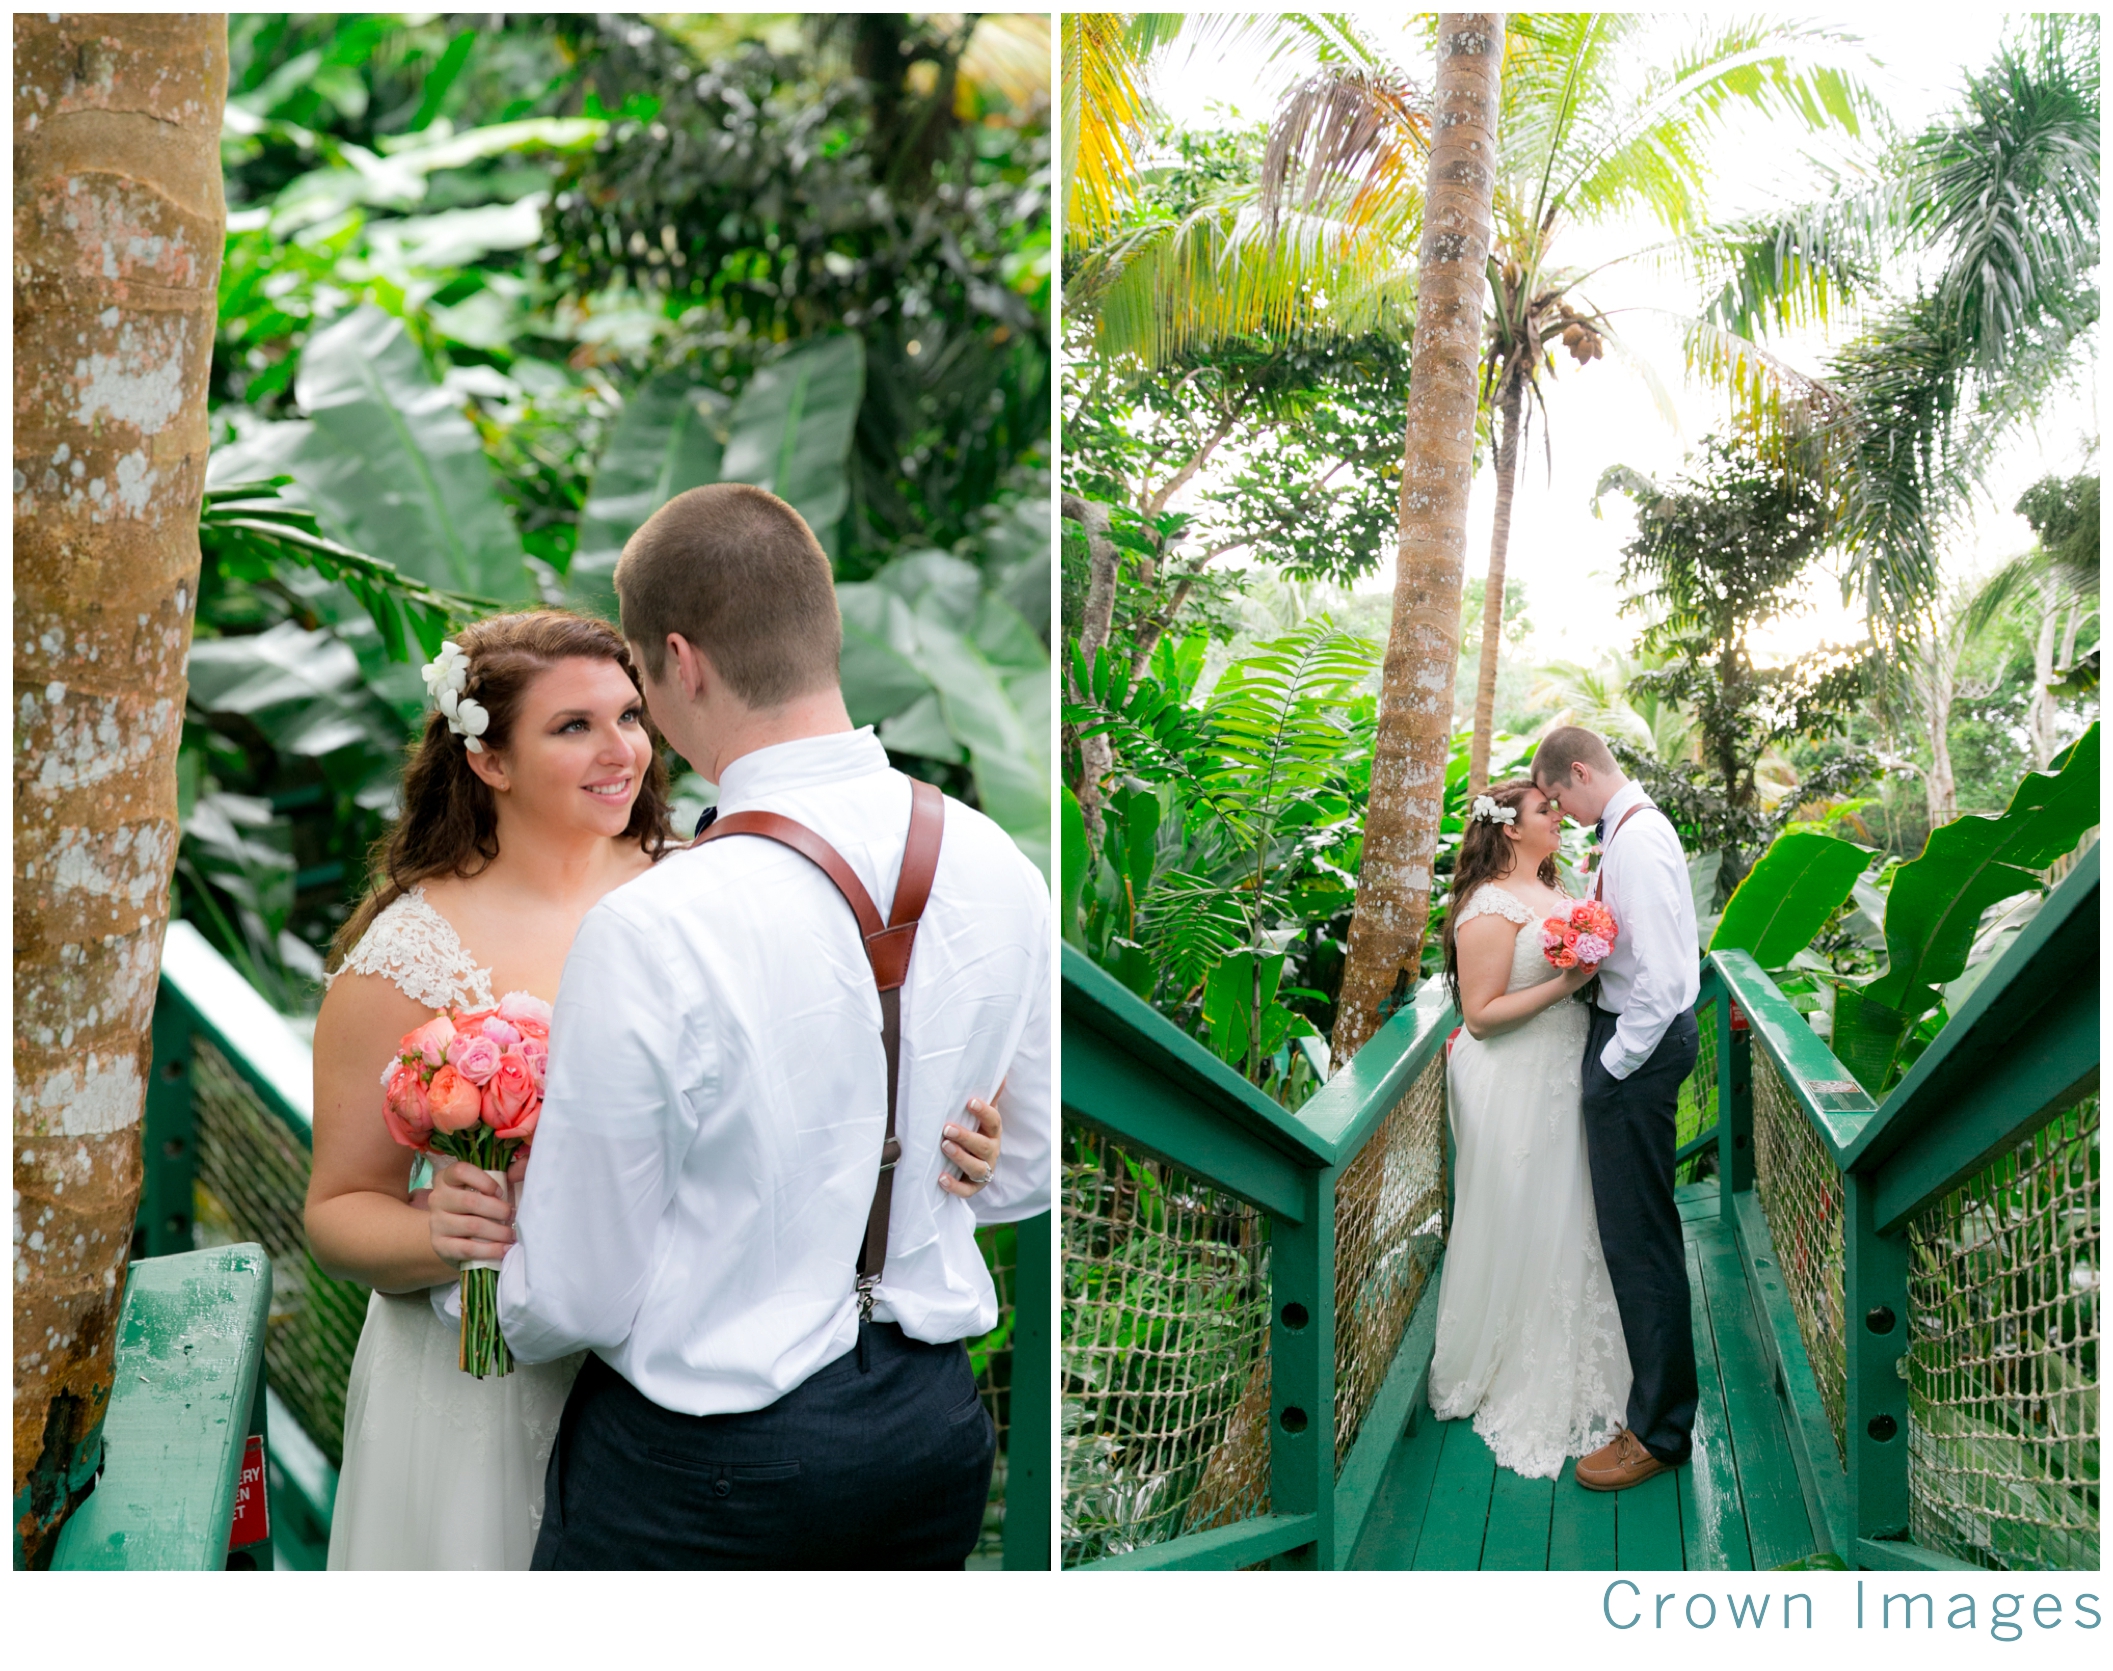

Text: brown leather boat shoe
xmin=1576 ymin=1429 xmax=1672 ymax=1492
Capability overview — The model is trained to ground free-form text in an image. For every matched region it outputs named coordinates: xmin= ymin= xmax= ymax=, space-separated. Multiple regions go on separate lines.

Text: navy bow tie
xmin=694 ymin=806 xmax=718 ymax=839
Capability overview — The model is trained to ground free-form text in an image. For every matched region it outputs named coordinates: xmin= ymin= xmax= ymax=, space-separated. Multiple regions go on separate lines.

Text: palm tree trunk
xmin=1063 ymin=490 xmax=1120 ymax=842
xmin=2029 ymin=575 xmax=2062 ymax=768
xmin=1332 ymin=14 xmax=1504 ymax=1066
xmin=12 ymin=13 xmax=225 ymax=1566
xmin=1468 ymin=366 xmax=1524 ymax=794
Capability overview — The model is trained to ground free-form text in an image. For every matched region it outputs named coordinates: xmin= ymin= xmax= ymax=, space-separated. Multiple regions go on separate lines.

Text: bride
xmin=1426 ymin=779 xmax=1632 ymax=1480
xmin=304 ymin=611 xmax=1002 ymax=1569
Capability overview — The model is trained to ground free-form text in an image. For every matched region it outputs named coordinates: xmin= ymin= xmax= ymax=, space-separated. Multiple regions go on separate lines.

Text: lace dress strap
xmin=330 ymin=886 xmax=497 ymax=1012
xmin=1455 ymin=884 xmax=1537 ymax=929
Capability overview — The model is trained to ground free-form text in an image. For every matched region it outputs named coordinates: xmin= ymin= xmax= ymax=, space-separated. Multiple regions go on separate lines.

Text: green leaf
xmin=1863 ymin=724 xmax=2098 ymax=1014
xmin=1710 ymin=831 xmax=1870 ymax=967
xmin=1060 ymin=788 xmax=1089 ymax=948
xmin=281 ymin=304 xmax=531 ymax=601
xmin=721 ymin=334 xmax=864 ymax=556
xmin=1830 ymin=986 xmax=1916 ymax=1095
xmin=835 ymin=585 xmax=933 ymax=726
xmin=568 ymin=373 xmax=730 ymax=620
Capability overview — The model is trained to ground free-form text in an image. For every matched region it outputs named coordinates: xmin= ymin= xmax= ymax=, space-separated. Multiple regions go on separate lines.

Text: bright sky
xmin=1141 ymin=13 xmax=2101 ymax=668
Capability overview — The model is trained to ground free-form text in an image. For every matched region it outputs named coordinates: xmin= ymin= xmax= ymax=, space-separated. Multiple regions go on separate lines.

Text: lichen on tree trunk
xmin=1331 ymin=15 xmax=1504 ymax=1066
xmin=12 ymin=12 xmax=226 ymax=1566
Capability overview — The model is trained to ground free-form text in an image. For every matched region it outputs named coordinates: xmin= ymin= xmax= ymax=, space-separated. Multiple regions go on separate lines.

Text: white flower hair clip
xmin=1469 ymin=794 xmax=1516 ymax=826
xmin=421 ymin=640 xmax=490 ymax=753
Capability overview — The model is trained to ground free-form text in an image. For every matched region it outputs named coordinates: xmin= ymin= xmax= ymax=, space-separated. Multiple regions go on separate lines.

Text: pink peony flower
xmin=1573 ymin=932 xmax=1611 ymax=965
xmin=445 ymin=1031 xmax=502 ymax=1086
xmin=497 ymin=992 xmax=553 ymax=1036
xmin=426 ymin=1064 xmax=485 ymax=1133
xmin=381 ymin=1063 xmax=434 ymax=1150
xmin=478 ymin=1015 xmax=521 ymax=1049
xmin=483 ymin=1049 xmax=538 ymax=1130
xmin=516 ymin=1035 xmax=548 ymax=1089
xmin=401 ymin=1014 xmax=457 ymax=1069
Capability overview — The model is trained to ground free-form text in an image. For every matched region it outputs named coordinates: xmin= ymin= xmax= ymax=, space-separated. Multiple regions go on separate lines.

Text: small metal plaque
xmin=1806 ymin=1079 xmax=1864 ymax=1095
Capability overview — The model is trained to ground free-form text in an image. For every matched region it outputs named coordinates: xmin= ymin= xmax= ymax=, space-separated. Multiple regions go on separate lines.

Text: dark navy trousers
xmin=1581 ymin=1004 xmax=1700 ymax=1465
xmin=531 ymin=1323 xmax=994 ymax=1569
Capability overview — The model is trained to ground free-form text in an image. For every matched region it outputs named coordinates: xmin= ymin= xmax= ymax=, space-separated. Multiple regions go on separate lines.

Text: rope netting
xmin=1676 ymin=999 xmax=1721 ymax=1188
xmin=1333 ymin=1047 xmax=1448 ymax=1471
xmin=1906 ymin=1094 xmax=2100 ymax=1571
xmin=1061 ymin=1126 xmax=1272 ymax=1565
xmin=1752 ymin=1048 xmax=1846 ymax=1461
xmin=190 ymin=1037 xmax=369 ymax=1467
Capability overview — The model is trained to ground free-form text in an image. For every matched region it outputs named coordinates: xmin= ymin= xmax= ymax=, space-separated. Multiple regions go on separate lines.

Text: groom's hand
xmin=429 ymin=1160 xmax=516 ymax=1268
xmin=938 ymin=1095 xmax=1003 ymax=1198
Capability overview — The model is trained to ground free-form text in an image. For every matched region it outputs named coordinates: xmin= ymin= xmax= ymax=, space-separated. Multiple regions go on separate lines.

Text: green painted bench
xmin=50 ymin=1244 xmax=275 ymax=1571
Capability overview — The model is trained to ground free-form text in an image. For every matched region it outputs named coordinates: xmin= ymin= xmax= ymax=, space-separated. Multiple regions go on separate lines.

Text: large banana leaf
xmin=1829 ymin=724 xmax=2099 ymax=1090
xmin=1862 ymin=724 xmax=2098 ymax=1014
xmin=567 ymin=374 xmax=731 ymax=621
xmin=1710 ymin=831 xmax=1871 ymax=967
xmin=221 ymin=304 xmax=533 ymax=602
xmin=720 ymin=333 xmax=865 ymax=557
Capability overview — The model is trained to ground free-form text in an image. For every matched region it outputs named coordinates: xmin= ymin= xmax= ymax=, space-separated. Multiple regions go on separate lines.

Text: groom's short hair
xmin=1531 ymin=725 xmax=1618 ymax=784
xmin=615 ymin=483 xmax=842 ymax=706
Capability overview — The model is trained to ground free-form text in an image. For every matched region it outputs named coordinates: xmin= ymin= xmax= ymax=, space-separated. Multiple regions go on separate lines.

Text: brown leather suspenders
xmin=694 ymin=777 xmax=944 ymax=1317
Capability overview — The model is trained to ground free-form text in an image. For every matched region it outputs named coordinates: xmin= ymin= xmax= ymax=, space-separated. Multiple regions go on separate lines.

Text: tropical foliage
xmin=185 ymin=14 xmax=1052 ymax=1006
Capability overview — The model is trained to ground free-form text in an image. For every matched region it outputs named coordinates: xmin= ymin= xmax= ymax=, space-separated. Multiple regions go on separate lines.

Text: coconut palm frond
xmin=1062 ymin=12 xmax=1161 ymax=243
xmin=1259 ymin=64 xmax=1428 ymax=241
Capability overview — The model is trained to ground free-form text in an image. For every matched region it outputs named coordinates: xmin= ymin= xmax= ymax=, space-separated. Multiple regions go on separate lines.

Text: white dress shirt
xmin=496 ymin=726 xmax=1052 ymax=1416
xmin=1590 ymin=779 xmax=1699 ymax=1080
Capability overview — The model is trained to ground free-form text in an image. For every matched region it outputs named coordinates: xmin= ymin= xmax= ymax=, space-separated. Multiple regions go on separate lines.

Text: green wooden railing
xmin=1062 ymin=946 xmax=1457 ymax=1569
xmin=48 ymin=1244 xmax=276 ymax=1571
xmin=139 ymin=921 xmax=1052 ymax=1570
xmin=1709 ymin=842 xmax=2099 ymax=1573
xmin=1061 ymin=841 xmax=2098 ymax=1572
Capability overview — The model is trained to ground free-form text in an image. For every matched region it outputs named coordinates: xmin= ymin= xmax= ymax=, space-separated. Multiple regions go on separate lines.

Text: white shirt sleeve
xmin=497 ymin=901 xmax=703 ymax=1363
xmin=970 ymin=880 xmax=1052 ymax=1224
xmin=1601 ymin=822 xmax=1699 ymax=1080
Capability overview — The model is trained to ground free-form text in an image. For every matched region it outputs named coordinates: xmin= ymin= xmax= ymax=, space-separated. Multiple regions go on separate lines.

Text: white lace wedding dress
xmin=324 ymin=887 xmax=585 ymax=1570
xmin=1427 ymin=883 xmax=1632 ymax=1479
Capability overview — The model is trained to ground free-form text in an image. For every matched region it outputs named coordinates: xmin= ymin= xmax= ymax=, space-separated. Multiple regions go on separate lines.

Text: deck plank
xmin=1548 ymin=1457 xmax=1616 ymax=1570
xmin=1675 ymin=1181 xmax=1719 ymax=1224
xmin=1616 ymin=1463 xmax=1686 ymax=1570
xmin=1680 ymin=1230 xmax=1754 ymax=1572
xmin=1347 ymin=1405 xmax=1448 ymax=1570
xmin=1481 ymin=1465 xmax=1555 ymax=1570
xmin=1691 ymin=1220 xmax=1822 ymax=1568
xmin=1412 ymin=1420 xmax=1497 ymax=1570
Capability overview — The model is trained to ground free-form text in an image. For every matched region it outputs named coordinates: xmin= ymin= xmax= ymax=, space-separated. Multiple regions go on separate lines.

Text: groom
xmin=438 ymin=483 xmax=1051 ymax=1567
xmin=1531 ymin=726 xmax=1700 ymax=1491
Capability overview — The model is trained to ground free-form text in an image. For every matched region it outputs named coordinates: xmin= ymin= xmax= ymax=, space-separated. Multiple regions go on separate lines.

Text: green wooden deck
xmin=1350 ymin=1184 xmax=1825 ymax=1571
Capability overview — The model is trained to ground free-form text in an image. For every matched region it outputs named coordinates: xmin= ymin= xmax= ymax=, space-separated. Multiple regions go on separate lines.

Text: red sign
xmin=228 ymin=1433 xmax=269 ymax=1550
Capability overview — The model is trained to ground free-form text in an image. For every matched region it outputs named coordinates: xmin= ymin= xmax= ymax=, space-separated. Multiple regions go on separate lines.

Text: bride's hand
xmin=938 ymin=1094 xmax=1003 ymax=1198
xmin=428 ymin=1160 xmax=515 ymax=1268
xmin=1561 ymin=961 xmax=1600 ymax=993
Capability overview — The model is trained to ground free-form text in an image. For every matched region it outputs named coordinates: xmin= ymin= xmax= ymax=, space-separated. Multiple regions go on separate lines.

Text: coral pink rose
xmin=490 ymin=1098 xmax=539 ymax=1146
xmin=381 ymin=1063 xmax=433 ymax=1149
xmin=426 ymin=1064 xmax=485 ymax=1133
xmin=445 ymin=1031 xmax=502 ymax=1086
xmin=479 ymin=1015 xmax=521 ymax=1049
xmin=483 ymin=1050 xmax=538 ymax=1132
xmin=497 ymin=992 xmax=553 ymax=1034
xmin=402 ymin=1014 xmax=457 ymax=1069
xmin=516 ymin=1036 xmax=548 ymax=1089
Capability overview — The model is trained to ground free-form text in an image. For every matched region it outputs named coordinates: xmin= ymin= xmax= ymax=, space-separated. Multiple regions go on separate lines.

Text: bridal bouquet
xmin=1542 ymin=898 xmax=1618 ymax=972
xmin=379 ymin=993 xmax=552 ymax=1377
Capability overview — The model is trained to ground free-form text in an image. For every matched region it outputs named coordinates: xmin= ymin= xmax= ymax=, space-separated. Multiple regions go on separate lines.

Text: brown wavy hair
xmin=1440 ymin=778 xmax=1562 ymax=1010
xmin=328 ymin=611 xmax=675 ymax=970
